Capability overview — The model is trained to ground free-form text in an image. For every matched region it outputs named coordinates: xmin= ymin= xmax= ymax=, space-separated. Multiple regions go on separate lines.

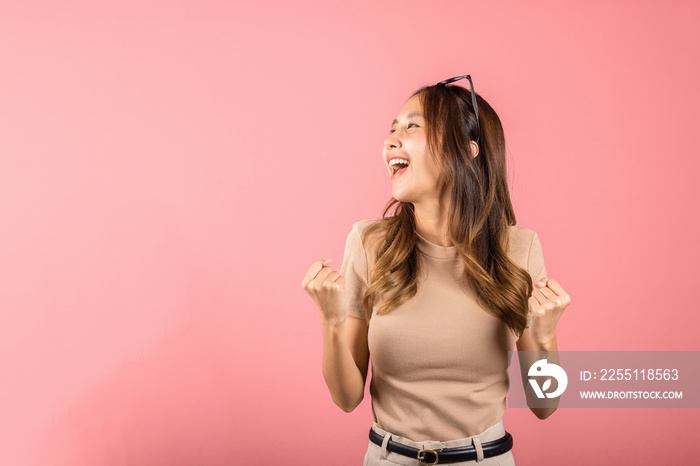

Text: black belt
xmin=369 ymin=427 xmax=513 ymax=465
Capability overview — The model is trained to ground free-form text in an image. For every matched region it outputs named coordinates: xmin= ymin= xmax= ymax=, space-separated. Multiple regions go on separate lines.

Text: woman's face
xmin=383 ymin=94 xmax=442 ymax=205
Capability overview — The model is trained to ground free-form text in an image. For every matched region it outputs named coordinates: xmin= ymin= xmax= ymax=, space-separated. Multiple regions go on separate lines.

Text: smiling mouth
xmin=389 ymin=160 xmax=410 ymax=174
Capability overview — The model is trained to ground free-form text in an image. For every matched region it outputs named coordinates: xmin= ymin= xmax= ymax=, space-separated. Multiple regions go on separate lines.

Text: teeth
xmin=389 ymin=158 xmax=410 ymax=167
xmin=389 ymin=158 xmax=410 ymax=175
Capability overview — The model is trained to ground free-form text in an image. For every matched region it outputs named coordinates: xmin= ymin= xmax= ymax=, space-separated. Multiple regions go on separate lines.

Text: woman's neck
xmin=414 ymin=201 xmax=451 ymax=247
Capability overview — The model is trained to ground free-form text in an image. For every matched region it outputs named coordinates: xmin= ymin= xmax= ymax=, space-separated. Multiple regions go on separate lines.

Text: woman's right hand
xmin=302 ymin=259 xmax=347 ymax=326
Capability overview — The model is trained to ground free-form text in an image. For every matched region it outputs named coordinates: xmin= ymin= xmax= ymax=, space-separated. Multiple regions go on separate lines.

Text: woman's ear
xmin=470 ymin=140 xmax=479 ymax=158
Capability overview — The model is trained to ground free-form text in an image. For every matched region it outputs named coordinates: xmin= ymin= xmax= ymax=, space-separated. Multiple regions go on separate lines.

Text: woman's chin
xmin=391 ymin=191 xmax=412 ymax=203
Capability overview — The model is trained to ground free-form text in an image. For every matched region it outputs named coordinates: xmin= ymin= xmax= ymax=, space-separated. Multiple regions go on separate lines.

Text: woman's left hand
xmin=528 ymin=278 xmax=571 ymax=345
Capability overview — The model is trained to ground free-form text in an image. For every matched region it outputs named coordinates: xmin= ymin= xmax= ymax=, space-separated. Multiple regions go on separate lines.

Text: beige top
xmin=340 ymin=218 xmax=547 ymax=442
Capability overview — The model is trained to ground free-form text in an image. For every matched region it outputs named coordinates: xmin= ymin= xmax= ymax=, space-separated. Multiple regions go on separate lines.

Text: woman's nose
xmin=384 ymin=131 xmax=400 ymax=150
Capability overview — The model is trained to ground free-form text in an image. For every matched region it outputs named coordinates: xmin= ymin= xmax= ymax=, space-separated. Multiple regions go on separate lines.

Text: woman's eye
xmin=389 ymin=123 xmax=418 ymax=134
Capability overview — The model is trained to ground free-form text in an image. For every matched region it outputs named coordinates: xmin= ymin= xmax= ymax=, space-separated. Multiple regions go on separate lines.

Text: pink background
xmin=1 ymin=1 xmax=699 ymax=465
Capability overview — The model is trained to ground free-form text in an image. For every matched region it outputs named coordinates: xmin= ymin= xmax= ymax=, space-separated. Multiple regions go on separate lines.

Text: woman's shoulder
xmin=348 ymin=218 xmax=387 ymax=256
xmin=507 ymin=224 xmax=539 ymax=252
xmin=508 ymin=224 xmax=536 ymax=236
xmin=353 ymin=217 xmax=385 ymax=233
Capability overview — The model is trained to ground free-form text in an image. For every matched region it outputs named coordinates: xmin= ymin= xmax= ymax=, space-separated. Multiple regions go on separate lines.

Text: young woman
xmin=302 ymin=75 xmax=571 ymax=465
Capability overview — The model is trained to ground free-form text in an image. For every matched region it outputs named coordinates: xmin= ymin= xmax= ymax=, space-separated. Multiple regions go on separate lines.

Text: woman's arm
xmin=321 ymin=316 xmax=369 ymax=413
xmin=302 ymin=256 xmax=370 ymax=413
xmin=516 ymin=327 xmax=560 ymax=419
xmin=516 ymin=277 xmax=571 ymax=419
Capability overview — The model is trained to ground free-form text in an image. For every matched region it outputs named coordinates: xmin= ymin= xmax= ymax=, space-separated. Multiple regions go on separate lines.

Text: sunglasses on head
xmin=436 ymin=75 xmax=481 ymax=146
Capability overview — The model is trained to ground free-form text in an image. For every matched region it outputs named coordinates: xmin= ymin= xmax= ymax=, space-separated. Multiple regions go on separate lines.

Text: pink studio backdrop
xmin=1 ymin=1 xmax=698 ymax=465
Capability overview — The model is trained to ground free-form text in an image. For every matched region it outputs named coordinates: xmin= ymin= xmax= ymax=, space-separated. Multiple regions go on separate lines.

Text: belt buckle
xmin=417 ymin=448 xmax=439 ymax=465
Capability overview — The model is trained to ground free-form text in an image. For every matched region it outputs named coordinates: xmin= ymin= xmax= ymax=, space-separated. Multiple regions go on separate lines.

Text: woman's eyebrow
xmin=392 ymin=112 xmax=425 ymax=125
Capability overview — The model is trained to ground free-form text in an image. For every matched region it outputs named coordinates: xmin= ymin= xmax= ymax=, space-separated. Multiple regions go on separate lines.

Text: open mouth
xmin=389 ymin=159 xmax=410 ymax=175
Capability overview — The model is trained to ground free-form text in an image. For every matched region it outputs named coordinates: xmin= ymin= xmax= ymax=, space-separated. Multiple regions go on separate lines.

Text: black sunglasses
xmin=436 ymin=75 xmax=481 ymax=145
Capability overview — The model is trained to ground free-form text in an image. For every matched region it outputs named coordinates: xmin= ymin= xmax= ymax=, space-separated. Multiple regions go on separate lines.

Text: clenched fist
xmin=528 ymin=278 xmax=571 ymax=345
xmin=302 ymin=259 xmax=348 ymax=327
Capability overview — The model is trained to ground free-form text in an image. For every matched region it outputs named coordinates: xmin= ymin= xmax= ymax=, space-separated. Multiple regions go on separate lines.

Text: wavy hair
xmin=358 ymin=83 xmax=535 ymax=338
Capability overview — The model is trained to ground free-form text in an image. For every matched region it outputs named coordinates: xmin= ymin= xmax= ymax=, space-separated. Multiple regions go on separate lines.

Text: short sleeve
xmin=339 ymin=222 xmax=370 ymax=320
xmin=527 ymin=231 xmax=547 ymax=286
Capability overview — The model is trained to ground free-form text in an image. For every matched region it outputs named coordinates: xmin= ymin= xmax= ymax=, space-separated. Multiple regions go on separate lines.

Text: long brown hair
xmin=359 ymin=83 xmax=535 ymax=338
